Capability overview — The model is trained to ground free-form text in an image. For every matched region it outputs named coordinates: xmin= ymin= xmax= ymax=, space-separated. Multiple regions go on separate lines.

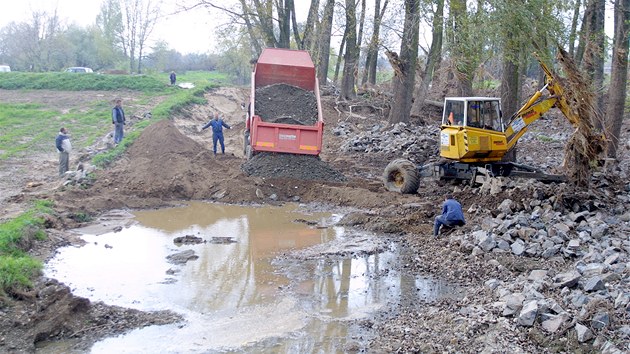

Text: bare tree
xmin=340 ymin=0 xmax=358 ymax=99
xmin=410 ymin=0 xmax=443 ymax=115
xmin=581 ymin=0 xmax=606 ymax=130
xmin=388 ymin=0 xmax=420 ymax=124
xmin=136 ymin=0 xmax=160 ymax=73
xmin=302 ymin=0 xmax=319 ymax=50
xmin=119 ymin=0 xmax=160 ymax=74
xmin=605 ymin=0 xmax=630 ymax=158
xmin=361 ymin=0 xmax=389 ymax=86
xmin=568 ymin=0 xmax=581 ymax=56
xmin=317 ymin=0 xmax=335 ymax=84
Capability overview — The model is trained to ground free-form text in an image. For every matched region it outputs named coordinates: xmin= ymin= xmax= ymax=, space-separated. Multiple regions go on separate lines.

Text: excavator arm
xmin=504 ymin=57 xmax=580 ymax=151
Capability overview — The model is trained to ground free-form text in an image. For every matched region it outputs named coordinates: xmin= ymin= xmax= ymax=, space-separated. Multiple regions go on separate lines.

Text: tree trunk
xmin=605 ymin=0 xmax=630 ymax=158
xmin=252 ymin=0 xmax=278 ymax=47
xmin=277 ymin=0 xmax=291 ymax=48
xmin=568 ymin=0 xmax=581 ymax=57
xmin=361 ymin=0 xmax=389 ymax=85
xmin=592 ymin=0 xmax=606 ymax=130
xmin=317 ymin=0 xmax=335 ymax=84
xmin=449 ymin=0 xmax=473 ymax=96
xmin=357 ymin=0 xmax=366 ymax=57
xmin=340 ymin=0 xmax=358 ymax=100
xmin=575 ymin=0 xmax=595 ymax=66
xmin=388 ymin=0 xmax=420 ymax=124
xmin=500 ymin=55 xmax=519 ymax=122
xmin=301 ymin=0 xmax=320 ymax=50
xmin=410 ymin=0 xmax=443 ymax=116
xmin=238 ymin=0 xmax=262 ymax=55
xmin=334 ymin=33 xmax=346 ymax=84
xmin=289 ymin=0 xmax=301 ymax=49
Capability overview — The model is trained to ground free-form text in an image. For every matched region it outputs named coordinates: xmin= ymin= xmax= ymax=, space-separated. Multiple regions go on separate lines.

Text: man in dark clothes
xmin=112 ymin=98 xmax=126 ymax=144
xmin=201 ymin=112 xmax=232 ymax=155
xmin=170 ymin=71 xmax=176 ymax=85
xmin=55 ymin=127 xmax=72 ymax=177
xmin=434 ymin=195 xmax=466 ymax=237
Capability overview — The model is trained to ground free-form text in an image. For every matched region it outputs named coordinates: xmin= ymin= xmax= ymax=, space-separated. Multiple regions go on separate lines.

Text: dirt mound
xmin=241 ymin=152 xmax=346 ymax=182
xmin=255 ymin=83 xmax=318 ymax=125
xmin=57 ymin=119 xmax=251 ymax=212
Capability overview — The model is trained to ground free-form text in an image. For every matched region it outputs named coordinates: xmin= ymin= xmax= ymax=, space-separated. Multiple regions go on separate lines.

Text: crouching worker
xmin=434 ymin=195 xmax=466 ymax=237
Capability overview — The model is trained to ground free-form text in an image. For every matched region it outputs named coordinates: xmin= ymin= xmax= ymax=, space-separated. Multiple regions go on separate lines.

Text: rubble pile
xmin=446 ymin=179 xmax=630 ymax=350
xmin=335 ymin=121 xmax=439 ymax=164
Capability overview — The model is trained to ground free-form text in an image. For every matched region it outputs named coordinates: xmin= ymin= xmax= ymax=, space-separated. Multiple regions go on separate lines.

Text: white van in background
xmin=0 ymin=65 xmax=10 ymax=72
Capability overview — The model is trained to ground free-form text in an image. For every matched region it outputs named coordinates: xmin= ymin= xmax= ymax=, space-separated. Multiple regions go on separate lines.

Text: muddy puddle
xmin=41 ymin=202 xmax=463 ymax=353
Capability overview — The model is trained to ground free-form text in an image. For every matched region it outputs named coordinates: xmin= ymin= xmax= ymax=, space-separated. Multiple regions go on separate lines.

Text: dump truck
xmin=383 ymin=56 xmax=597 ymax=193
xmin=244 ymin=48 xmax=324 ymax=159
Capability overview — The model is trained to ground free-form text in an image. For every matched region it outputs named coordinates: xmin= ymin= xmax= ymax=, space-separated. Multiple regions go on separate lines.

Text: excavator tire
xmin=383 ymin=158 xmax=420 ymax=194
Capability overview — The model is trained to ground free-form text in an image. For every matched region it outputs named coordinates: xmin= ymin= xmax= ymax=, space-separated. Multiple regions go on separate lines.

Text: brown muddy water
xmin=40 ymin=202 xmax=463 ymax=353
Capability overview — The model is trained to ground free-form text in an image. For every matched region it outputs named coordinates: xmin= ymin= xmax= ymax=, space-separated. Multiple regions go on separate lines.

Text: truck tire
xmin=383 ymin=159 xmax=420 ymax=194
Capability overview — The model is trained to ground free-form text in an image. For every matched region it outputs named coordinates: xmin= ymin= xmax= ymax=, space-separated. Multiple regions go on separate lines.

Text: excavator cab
xmin=441 ymin=98 xmax=508 ymax=163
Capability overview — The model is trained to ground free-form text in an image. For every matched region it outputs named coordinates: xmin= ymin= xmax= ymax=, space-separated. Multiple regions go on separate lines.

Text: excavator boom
xmin=383 ymin=55 xmax=579 ymax=193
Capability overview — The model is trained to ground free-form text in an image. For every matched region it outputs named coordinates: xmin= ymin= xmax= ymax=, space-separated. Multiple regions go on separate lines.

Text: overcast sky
xmin=0 ymin=0 xmax=235 ymax=54
xmin=0 ymin=1 xmax=616 ymax=56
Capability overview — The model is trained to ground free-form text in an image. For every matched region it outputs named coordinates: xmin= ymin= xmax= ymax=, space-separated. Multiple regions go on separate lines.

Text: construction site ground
xmin=1 ymin=86 xmax=629 ymax=353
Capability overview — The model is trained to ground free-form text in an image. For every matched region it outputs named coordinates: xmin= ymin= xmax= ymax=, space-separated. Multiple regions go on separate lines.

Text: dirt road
xmin=1 ymin=87 xmax=629 ymax=352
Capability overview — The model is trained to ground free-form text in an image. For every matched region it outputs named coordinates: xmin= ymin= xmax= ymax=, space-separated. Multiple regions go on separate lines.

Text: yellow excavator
xmin=384 ymin=57 xmax=580 ymax=193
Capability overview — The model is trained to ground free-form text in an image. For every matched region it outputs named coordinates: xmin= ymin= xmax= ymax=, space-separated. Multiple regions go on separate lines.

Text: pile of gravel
xmin=255 ymin=83 xmax=318 ymax=125
xmin=241 ymin=152 xmax=346 ymax=182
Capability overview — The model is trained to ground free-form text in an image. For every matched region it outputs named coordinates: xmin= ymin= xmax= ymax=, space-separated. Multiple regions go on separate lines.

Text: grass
xmin=0 ymin=72 xmax=168 ymax=92
xmin=0 ymin=200 xmax=53 ymax=295
xmin=0 ymin=70 xmax=226 ymax=296
xmin=0 ymin=71 xmax=224 ymax=162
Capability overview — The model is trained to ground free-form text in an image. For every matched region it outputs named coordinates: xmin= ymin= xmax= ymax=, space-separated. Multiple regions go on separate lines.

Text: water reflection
xmin=41 ymin=202 xmax=463 ymax=353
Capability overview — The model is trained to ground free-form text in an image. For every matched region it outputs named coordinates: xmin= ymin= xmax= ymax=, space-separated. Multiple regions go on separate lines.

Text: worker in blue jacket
xmin=201 ymin=112 xmax=231 ymax=155
xmin=434 ymin=195 xmax=466 ymax=237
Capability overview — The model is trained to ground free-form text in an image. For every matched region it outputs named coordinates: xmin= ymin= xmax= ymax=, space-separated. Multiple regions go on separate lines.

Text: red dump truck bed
xmin=245 ymin=48 xmax=324 ymax=157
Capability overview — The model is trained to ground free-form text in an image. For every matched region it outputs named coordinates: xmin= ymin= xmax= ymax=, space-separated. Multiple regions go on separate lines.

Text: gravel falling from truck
xmin=255 ymin=83 xmax=318 ymax=125
xmin=241 ymin=152 xmax=346 ymax=182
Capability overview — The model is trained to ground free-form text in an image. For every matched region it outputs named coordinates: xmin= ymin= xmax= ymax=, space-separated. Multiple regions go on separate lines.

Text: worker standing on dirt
xmin=170 ymin=71 xmax=176 ymax=85
xmin=201 ymin=112 xmax=232 ymax=155
xmin=433 ymin=195 xmax=466 ymax=237
xmin=112 ymin=99 xmax=126 ymax=144
xmin=55 ymin=127 xmax=72 ymax=177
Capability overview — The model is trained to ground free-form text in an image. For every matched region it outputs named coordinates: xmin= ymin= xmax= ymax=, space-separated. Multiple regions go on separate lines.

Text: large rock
xmin=541 ymin=245 xmax=561 ymax=258
xmin=591 ymin=312 xmax=610 ymax=330
xmin=528 ymin=270 xmax=548 ymax=283
xmin=503 ymin=293 xmax=525 ymax=316
xmin=166 ymin=249 xmax=199 ymax=264
xmin=498 ymin=199 xmax=514 ymax=214
xmin=582 ymin=276 xmax=605 ymax=292
xmin=575 ymin=323 xmax=594 ymax=342
xmin=553 ymin=271 xmax=581 ymax=288
xmin=478 ymin=233 xmax=497 ymax=252
xmin=614 ymin=292 xmax=630 ymax=308
xmin=511 ymin=239 xmax=526 ymax=256
xmin=517 ymin=300 xmax=538 ymax=326
xmin=541 ymin=313 xmax=570 ymax=333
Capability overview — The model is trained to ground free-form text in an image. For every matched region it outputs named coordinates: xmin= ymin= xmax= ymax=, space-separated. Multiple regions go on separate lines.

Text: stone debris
xmin=166 ymin=249 xmax=199 ymax=264
xmin=441 ymin=177 xmax=630 ymax=350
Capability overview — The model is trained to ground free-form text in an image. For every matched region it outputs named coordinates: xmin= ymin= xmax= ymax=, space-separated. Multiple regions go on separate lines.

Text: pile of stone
xmin=335 ymin=122 xmax=439 ymax=163
xmin=448 ymin=179 xmax=630 ymax=350
xmin=60 ymin=163 xmax=97 ymax=187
